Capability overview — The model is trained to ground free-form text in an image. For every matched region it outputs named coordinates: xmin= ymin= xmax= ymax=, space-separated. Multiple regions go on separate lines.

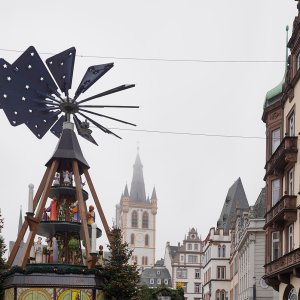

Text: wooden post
xmin=72 ymin=160 xmax=92 ymax=265
xmin=84 ymin=169 xmax=112 ymax=243
xmin=19 ymin=160 xmax=59 ymax=268
xmin=7 ymin=166 xmax=51 ymax=267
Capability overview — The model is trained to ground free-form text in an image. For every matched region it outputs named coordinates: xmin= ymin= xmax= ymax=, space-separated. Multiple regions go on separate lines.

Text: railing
xmin=265 ymin=247 xmax=300 ymax=277
xmin=265 ymin=195 xmax=297 ymax=226
xmin=265 ymin=136 xmax=298 ymax=177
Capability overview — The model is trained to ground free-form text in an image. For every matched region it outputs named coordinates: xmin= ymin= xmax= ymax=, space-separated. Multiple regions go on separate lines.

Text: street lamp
xmin=253 ymin=276 xmax=256 ymax=300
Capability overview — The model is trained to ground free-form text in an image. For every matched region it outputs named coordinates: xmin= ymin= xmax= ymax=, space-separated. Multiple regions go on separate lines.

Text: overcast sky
xmin=0 ymin=1 xmax=297 ymax=260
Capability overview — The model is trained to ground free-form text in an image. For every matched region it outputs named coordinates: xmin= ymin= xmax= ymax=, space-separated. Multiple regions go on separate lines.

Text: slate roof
xmin=217 ymin=178 xmax=249 ymax=233
xmin=140 ymin=266 xmax=171 ymax=287
xmin=129 ymin=152 xmax=147 ymax=202
xmin=252 ymin=187 xmax=266 ymax=219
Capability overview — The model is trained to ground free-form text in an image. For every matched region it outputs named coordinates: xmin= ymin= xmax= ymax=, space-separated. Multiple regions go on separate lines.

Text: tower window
xmin=142 ymin=211 xmax=149 ymax=228
xmin=131 ymin=233 xmax=135 ymax=245
xmin=145 ymin=234 xmax=149 ymax=246
xmin=271 ymin=128 xmax=280 ymax=154
xmin=131 ymin=210 xmax=138 ymax=228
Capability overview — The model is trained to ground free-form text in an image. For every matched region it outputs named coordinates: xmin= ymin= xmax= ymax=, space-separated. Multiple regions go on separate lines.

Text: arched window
xmin=145 ymin=234 xmax=149 ymax=246
xmin=218 ymin=245 xmax=221 ymax=258
xmin=216 ymin=290 xmax=220 ymax=300
xmin=131 ymin=211 xmax=138 ymax=228
xmin=131 ymin=233 xmax=135 ymax=245
xmin=220 ymin=290 xmax=226 ymax=300
xmin=222 ymin=245 xmax=226 ymax=257
xmin=142 ymin=211 xmax=149 ymax=228
xmin=142 ymin=256 xmax=148 ymax=265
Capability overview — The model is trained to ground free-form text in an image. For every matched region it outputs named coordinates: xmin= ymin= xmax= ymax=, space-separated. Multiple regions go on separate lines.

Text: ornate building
xmin=229 ymin=189 xmax=277 ymax=300
xmin=262 ymin=4 xmax=300 ymax=298
xmin=164 ymin=228 xmax=203 ymax=300
xmin=115 ymin=151 xmax=157 ymax=269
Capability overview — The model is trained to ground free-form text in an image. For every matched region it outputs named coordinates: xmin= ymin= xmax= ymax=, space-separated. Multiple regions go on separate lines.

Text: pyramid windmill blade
xmin=46 ymin=47 xmax=76 ymax=96
xmin=73 ymin=115 xmax=98 ymax=145
xmin=50 ymin=115 xmax=65 ymax=138
xmin=73 ymin=63 xmax=114 ymax=101
xmin=77 ymin=84 xmax=135 ymax=104
xmin=78 ymin=111 xmax=121 ymax=139
xmin=26 ymin=111 xmax=60 ymax=139
xmin=12 ymin=46 xmax=59 ymax=96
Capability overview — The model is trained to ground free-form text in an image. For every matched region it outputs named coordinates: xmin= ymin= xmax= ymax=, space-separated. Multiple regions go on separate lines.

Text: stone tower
xmin=116 ymin=151 xmax=157 ymax=269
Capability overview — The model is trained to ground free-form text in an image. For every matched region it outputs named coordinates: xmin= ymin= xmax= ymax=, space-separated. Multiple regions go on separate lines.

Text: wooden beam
xmin=19 ymin=160 xmax=59 ymax=268
xmin=73 ymin=160 xmax=92 ymax=266
xmin=7 ymin=166 xmax=51 ymax=267
xmin=84 ymin=168 xmax=112 ymax=243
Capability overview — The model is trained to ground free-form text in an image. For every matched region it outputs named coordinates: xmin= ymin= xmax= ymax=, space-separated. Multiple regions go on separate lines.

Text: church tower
xmin=116 ymin=151 xmax=157 ymax=269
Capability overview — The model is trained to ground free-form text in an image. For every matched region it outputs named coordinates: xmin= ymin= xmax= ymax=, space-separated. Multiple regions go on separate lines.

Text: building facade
xmin=115 ymin=151 xmax=157 ymax=269
xmin=229 ymin=189 xmax=277 ymax=300
xmin=262 ymin=4 xmax=300 ymax=298
xmin=164 ymin=228 xmax=203 ymax=300
xmin=202 ymin=228 xmax=231 ymax=300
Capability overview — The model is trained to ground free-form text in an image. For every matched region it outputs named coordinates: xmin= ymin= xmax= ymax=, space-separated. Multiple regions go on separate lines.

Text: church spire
xmin=18 ymin=206 xmax=23 ymax=235
xmin=124 ymin=183 xmax=129 ymax=197
xmin=129 ymin=151 xmax=146 ymax=202
xmin=151 ymin=187 xmax=157 ymax=201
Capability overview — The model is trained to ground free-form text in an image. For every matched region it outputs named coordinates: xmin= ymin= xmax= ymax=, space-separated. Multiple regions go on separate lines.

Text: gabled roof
xmin=217 ymin=178 xmax=249 ymax=233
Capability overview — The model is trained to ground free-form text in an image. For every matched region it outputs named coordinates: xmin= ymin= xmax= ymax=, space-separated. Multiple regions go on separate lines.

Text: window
xmin=289 ymin=113 xmax=295 ymax=136
xmin=222 ymin=245 xmax=226 ymax=257
xmin=216 ymin=290 xmax=226 ymax=300
xmin=157 ymin=278 xmax=161 ymax=285
xmin=195 ymin=269 xmax=200 ymax=279
xmin=131 ymin=210 xmax=138 ymax=228
xmin=194 ymin=283 xmax=201 ymax=293
xmin=142 ymin=256 xmax=148 ymax=265
xmin=188 ymin=255 xmax=198 ymax=263
xmin=150 ymin=278 xmax=154 ymax=285
xmin=297 ymin=53 xmax=300 ymax=71
xmin=180 ymin=255 xmax=184 ymax=262
xmin=288 ymin=168 xmax=294 ymax=195
xmin=130 ymin=233 xmax=135 ymax=245
xmin=188 ymin=243 xmax=192 ymax=250
xmin=142 ymin=211 xmax=149 ymax=228
xmin=182 ymin=282 xmax=187 ymax=293
xmin=194 ymin=243 xmax=199 ymax=251
xmin=218 ymin=245 xmax=221 ymax=257
xmin=145 ymin=234 xmax=149 ymax=246
xmin=164 ymin=279 xmax=169 ymax=285
xmin=272 ymin=179 xmax=280 ymax=206
xmin=288 ymin=224 xmax=294 ymax=252
xmin=271 ymin=128 xmax=280 ymax=154
xmin=132 ymin=255 xmax=137 ymax=264
xmin=157 ymin=270 xmax=161 ymax=275
xmin=176 ymin=268 xmax=187 ymax=279
xmin=272 ymin=231 xmax=280 ymax=260
xmin=217 ymin=266 xmax=226 ymax=280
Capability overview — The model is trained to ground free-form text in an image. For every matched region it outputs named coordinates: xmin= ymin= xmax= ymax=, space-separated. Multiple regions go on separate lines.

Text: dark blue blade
xmin=46 ymin=47 xmax=76 ymax=95
xmin=74 ymin=63 xmax=114 ymax=100
xmin=50 ymin=115 xmax=65 ymax=138
xmin=73 ymin=114 xmax=98 ymax=146
xmin=26 ymin=112 xmax=60 ymax=139
xmin=12 ymin=46 xmax=59 ymax=97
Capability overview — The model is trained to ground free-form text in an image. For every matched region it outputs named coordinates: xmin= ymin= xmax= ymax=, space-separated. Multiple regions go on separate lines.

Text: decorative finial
xmin=137 ymin=140 xmax=140 ymax=153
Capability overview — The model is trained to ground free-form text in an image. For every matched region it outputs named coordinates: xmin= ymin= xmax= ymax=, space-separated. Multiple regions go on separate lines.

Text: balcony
xmin=265 ymin=247 xmax=300 ymax=290
xmin=265 ymin=136 xmax=298 ymax=179
xmin=264 ymin=195 xmax=297 ymax=228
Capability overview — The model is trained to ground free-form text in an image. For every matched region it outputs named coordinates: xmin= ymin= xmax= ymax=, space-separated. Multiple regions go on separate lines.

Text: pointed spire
xmin=124 ymin=184 xmax=129 ymax=197
xmin=151 ymin=186 xmax=157 ymax=200
xmin=129 ymin=151 xmax=146 ymax=202
xmin=18 ymin=206 xmax=23 ymax=235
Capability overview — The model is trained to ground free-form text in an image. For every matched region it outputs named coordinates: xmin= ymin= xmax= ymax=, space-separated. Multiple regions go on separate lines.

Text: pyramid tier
xmin=49 ymin=186 xmax=89 ymax=201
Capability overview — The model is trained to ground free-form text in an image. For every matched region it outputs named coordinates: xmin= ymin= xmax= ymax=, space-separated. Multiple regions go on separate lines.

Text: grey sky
xmin=0 ymin=1 xmax=296 ymax=260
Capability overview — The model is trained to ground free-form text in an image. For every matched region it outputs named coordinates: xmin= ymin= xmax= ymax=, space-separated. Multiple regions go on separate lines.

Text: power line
xmin=0 ymin=47 xmax=285 ymax=64
xmin=94 ymin=127 xmax=266 ymax=140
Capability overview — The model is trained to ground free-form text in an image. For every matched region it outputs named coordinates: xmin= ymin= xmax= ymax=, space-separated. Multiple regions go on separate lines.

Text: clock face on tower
xmin=137 ymin=233 xmax=144 ymax=242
